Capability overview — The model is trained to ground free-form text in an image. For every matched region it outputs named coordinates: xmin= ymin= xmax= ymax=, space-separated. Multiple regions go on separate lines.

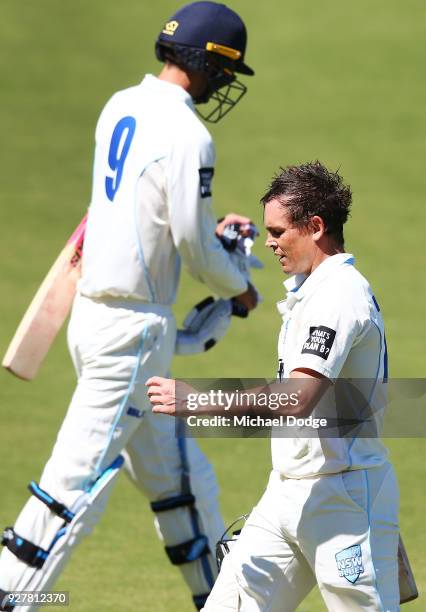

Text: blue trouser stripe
xmin=93 ymin=327 xmax=148 ymax=479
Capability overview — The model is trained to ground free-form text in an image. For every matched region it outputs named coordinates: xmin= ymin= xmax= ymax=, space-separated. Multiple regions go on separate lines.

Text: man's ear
xmin=310 ymin=215 xmax=326 ymax=241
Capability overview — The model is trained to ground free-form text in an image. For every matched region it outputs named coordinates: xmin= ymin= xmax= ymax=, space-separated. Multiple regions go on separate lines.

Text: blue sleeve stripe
xmin=372 ymin=295 xmax=381 ymax=312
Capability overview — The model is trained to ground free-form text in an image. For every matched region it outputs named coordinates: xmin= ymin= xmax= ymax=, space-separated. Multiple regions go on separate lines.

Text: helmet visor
xmin=195 ymin=77 xmax=247 ymax=123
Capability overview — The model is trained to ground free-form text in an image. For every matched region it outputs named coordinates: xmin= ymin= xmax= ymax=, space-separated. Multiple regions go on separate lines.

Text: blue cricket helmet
xmin=155 ymin=1 xmax=254 ymax=122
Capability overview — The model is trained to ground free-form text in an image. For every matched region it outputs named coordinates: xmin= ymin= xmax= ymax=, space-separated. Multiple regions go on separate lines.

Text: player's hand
xmin=216 ymin=213 xmax=252 ymax=237
xmin=146 ymin=376 xmax=195 ymax=416
xmin=234 ymin=282 xmax=258 ymax=311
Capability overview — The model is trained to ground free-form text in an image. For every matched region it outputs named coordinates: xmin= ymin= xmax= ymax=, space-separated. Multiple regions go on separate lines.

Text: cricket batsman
xmin=0 ymin=3 xmax=258 ymax=610
xmin=148 ymin=162 xmax=402 ymax=611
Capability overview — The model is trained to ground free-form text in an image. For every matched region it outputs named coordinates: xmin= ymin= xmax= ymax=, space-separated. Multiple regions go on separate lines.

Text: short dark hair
xmin=261 ymin=161 xmax=352 ymax=246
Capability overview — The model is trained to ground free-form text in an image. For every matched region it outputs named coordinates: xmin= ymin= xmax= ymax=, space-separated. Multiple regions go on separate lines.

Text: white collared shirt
xmin=272 ymin=253 xmax=389 ymax=478
xmin=80 ymin=75 xmax=247 ymax=304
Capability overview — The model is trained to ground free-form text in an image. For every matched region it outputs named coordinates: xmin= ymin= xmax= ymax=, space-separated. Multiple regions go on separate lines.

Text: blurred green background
xmin=0 ymin=1 xmax=424 ymax=610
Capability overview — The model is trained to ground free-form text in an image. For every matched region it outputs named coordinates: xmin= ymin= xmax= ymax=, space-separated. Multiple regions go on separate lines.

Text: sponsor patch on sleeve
xmin=199 ymin=167 xmax=214 ymax=198
xmin=301 ymin=325 xmax=336 ymax=360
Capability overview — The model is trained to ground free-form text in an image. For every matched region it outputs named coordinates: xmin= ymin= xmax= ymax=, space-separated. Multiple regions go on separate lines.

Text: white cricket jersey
xmin=80 ymin=75 xmax=247 ymax=304
xmin=272 ymin=253 xmax=389 ymax=478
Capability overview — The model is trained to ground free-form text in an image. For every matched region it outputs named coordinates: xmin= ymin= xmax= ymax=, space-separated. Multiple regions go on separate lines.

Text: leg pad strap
xmin=28 ymin=482 xmax=75 ymax=524
xmin=0 ymin=589 xmax=15 ymax=611
xmin=150 ymin=493 xmax=195 ymax=513
xmin=165 ymin=535 xmax=210 ymax=565
xmin=1 ymin=527 xmax=48 ymax=569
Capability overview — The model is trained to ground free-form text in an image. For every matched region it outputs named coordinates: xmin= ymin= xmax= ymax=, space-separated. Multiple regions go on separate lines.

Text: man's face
xmin=264 ymin=198 xmax=317 ymax=275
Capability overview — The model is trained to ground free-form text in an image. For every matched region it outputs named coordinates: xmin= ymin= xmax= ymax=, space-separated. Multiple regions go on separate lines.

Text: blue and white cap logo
xmin=335 ymin=544 xmax=364 ymax=584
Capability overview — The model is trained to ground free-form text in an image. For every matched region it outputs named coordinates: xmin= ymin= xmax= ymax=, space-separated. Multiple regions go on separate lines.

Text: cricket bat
xmin=398 ymin=535 xmax=418 ymax=604
xmin=2 ymin=214 xmax=87 ymax=380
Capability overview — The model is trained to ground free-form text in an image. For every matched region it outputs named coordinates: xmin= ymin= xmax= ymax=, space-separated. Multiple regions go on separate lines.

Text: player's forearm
xmin=180 ymin=239 xmax=248 ymax=297
xmin=172 ymin=199 xmax=249 ymax=297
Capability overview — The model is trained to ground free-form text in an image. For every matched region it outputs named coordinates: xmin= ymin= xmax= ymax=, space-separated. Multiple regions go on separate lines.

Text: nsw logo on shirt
xmin=301 ymin=325 xmax=336 ymax=360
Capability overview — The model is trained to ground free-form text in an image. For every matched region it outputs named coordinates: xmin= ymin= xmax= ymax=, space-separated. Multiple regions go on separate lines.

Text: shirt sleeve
xmin=287 ymin=286 xmax=364 ymax=379
xmin=166 ymin=123 xmax=248 ymax=299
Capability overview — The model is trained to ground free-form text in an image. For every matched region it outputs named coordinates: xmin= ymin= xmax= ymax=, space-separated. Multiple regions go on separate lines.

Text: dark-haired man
xmin=148 ymin=162 xmax=400 ymax=611
xmin=0 ymin=3 xmax=257 ymax=611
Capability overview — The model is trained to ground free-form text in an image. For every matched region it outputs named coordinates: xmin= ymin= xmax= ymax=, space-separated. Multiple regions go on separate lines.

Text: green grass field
xmin=1 ymin=1 xmax=425 ymax=610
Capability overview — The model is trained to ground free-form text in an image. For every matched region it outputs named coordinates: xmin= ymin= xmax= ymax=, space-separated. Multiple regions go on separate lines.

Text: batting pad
xmin=0 ymin=457 xmax=123 ymax=611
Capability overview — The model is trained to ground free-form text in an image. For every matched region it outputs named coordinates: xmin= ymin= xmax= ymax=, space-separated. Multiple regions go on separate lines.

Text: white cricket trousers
xmin=203 ymin=462 xmax=399 ymax=612
xmin=0 ymin=294 xmax=223 ymax=605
